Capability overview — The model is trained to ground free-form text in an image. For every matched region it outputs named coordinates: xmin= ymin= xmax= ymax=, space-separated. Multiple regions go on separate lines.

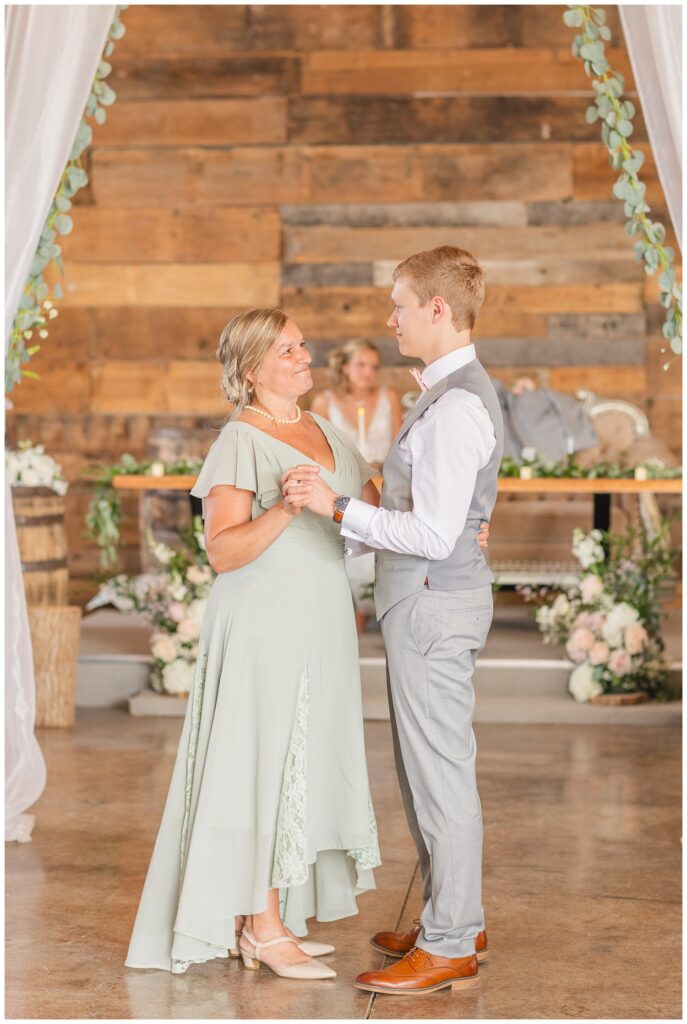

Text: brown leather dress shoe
xmin=355 ymin=946 xmax=480 ymax=995
xmin=371 ymin=920 xmax=489 ymax=963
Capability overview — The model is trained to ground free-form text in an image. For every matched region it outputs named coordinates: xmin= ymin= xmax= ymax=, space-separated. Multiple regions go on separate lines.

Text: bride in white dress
xmin=310 ymin=341 xmax=403 ymax=633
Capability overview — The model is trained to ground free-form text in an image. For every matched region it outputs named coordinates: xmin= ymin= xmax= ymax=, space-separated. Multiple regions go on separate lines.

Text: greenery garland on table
xmin=84 ymin=451 xmax=681 ymax=570
xmin=5 ymin=6 xmax=128 ymax=393
xmin=499 ymin=452 xmax=682 ymax=480
xmin=85 ymin=454 xmax=203 ymax=571
xmin=564 ymin=5 xmax=682 ymax=358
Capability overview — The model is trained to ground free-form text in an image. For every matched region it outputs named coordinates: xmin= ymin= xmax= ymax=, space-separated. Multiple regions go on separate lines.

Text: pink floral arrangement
xmin=522 ymin=525 xmax=676 ymax=702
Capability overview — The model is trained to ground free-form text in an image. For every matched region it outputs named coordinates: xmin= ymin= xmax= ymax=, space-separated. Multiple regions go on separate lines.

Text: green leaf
xmin=659 ymin=269 xmax=676 ymax=290
xmin=55 ymin=194 xmax=72 ymax=213
xmin=617 ymin=119 xmax=633 ymax=137
xmin=53 ymin=282 xmax=63 ymax=299
xmin=670 ymin=336 xmax=682 ymax=354
xmin=563 ymin=8 xmax=584 ymax=27
xmin=99 ymin=82 xmax=116 ymax=106
xmin=608 ymin=129 xmax=621 ymax=149
xmin=94 ymin=106 xmax=107 ymax=126
xmin=662 ymin=320 xmax=675 ymax=339
xmin=605 ymin=109 xmax=617 ymax=127
xmin=580 ymin=41 xmax=604 ymax=61
xmin=599 ymin=24 xmax=612 ymax=40
xmin=622 ymin=100 xmax=636 ymax=119
xmin=660 ymin=291 xmax=672 ymax=308
xmin=585 ymin=105 xmax=599 ymax=123
xmin=592 ymin=7 xmax=606 ymax=24
xmin=54 ymin=213 xmax=73 ymax=235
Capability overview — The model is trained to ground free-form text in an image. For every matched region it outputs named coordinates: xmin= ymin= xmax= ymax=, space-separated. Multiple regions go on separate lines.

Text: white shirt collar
xmin=421 ymin=344 xmax=476 ymax=390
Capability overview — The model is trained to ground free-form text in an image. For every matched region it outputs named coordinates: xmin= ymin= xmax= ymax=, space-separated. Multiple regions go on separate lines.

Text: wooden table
xmin=113 ymin=475 xmax=682 ymax=532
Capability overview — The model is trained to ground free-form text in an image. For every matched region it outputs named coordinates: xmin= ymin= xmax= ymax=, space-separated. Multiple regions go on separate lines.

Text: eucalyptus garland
xmin=564 ymin=5 xmax=682 ymax=358
xmin=6 ymin=6 xmax=128 ymax=392
xmin=85 ymin=451 xmax=680 ymax=571
xmin=85 ymin=453 xmax=203 ymax=570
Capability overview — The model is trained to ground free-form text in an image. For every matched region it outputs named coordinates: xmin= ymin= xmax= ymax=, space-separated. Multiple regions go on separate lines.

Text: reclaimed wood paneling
xmin=60 ymin=207 xmax=281 ymax=263
xmin=392 ymin=5 xmax=623 ymax=50
xmin=59 ymin=263 xmax=280 ymax=307
xmin=91 ymin=148 xmax=305 ymax=205
xmin=111 ymin=55 xmax=300 ymax=100
xmin=284 ymin=223 xmax=635 ymax=264
xmin=289 ymin=94 xmax=645 ymax=145
xmin=98 ymin=98 xmax=287 ymax=146
xmin=115 ymin=4 xmax=385 ymax=56
xmin=418 ymin=143 xmax=573 ymax=201
xmin=300 ymin=49 xmax=635 ymax=96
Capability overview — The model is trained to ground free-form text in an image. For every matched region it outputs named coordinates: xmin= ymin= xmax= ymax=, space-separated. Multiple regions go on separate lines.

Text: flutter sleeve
xmin=190 ymin=424 xmax=281 ymax=513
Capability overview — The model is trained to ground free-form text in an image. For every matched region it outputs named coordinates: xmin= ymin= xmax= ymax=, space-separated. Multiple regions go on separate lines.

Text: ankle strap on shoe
xmin=243 ymin=929 xmax=296 ymax=956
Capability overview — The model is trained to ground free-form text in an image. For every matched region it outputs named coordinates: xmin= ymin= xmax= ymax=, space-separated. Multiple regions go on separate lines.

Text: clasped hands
xmin=281 ymin=465 xmax=336 ymax=518
xmin=280 ymin=464 xmax=491 ymax=550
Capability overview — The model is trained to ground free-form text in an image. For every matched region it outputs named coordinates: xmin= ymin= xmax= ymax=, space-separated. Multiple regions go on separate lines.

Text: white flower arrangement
xmin=6 ymin=440 xmax=68 ymax=495
xmin=87 ymin=516 xmax=214 ymax=696
xmin=521 ymin=523 xmax=675 ymax=702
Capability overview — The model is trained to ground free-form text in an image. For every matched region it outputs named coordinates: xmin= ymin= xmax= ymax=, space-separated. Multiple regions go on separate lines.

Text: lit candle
xmin=520 ymin=466 xmax=533 ymax=480
xmin=634 ymin=465 xmax=648 ymax=481
xmin=357 ymin=405 xmax=366 ymax=450
xmin=567 ymin=435 xmax=575 ymax=456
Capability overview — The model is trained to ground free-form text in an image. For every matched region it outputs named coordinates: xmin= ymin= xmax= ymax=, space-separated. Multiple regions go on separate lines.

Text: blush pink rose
xmin=573 ymin=611 xmax=595 ymax=630
xmin=168 ymin=601 xmax=186 ymax=623
xmin=624 ymin=623 xmax=648 ymax=655
xmin=566 ymin=627 xmax=595 ymax=662
xmin=177 ymin=618 xmax=201 ymax=642
xmin=589 ymin=641 xmax=610 ymax=666
xmin=608 ymin=649 xmax=633 ymax=677
xmin=580 ymin=574 xmax=604 ymax=604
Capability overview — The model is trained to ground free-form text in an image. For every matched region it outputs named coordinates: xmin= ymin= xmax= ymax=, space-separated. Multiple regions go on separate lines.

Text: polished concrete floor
xmin=6 ymin=709 xmax=682 ymax=1019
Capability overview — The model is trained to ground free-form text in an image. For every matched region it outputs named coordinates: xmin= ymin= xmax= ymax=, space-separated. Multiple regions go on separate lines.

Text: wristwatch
xmin=332 ymin=495 xmax=351 ymax=524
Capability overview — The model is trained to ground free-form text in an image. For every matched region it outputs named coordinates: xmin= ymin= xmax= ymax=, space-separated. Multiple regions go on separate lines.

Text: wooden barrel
xmin=28 ymin=605 xmax=82 ymax=727
xmin=12 ymin=487 xmax=69 ymax=606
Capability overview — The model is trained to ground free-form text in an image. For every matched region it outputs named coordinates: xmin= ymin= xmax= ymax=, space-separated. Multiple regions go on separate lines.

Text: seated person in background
xmin=311 ymin=340 xmax=404 ymax=634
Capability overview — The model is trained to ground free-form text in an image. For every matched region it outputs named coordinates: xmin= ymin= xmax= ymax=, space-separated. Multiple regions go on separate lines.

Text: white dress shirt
xmin=341 ymin=344 xmax=496 ymax=560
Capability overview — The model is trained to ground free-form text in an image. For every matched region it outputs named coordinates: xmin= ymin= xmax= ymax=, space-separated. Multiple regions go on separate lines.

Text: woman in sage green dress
xmin=125 ymin=309 xmax=381 ymax=979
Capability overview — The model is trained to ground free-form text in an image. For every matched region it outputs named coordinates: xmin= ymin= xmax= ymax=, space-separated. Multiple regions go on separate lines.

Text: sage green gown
xmin=125 ymin=414 xmax=381 ymax=974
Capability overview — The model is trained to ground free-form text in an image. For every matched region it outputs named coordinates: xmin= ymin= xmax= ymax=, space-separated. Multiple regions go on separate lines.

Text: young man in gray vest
xmin=284 ymin=245 xmax=504 ymax=995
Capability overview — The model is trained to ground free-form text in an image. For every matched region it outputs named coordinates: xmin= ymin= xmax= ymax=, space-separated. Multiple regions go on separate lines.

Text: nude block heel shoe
xmin=239 ymin=928 xmax=336 ymax=980
xmin=230 ymin=924 xmax=333 ymax=958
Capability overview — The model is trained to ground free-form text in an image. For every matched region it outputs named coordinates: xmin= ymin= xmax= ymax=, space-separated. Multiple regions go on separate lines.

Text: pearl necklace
xmin=245 ymin=403 xmax=302 ymax=425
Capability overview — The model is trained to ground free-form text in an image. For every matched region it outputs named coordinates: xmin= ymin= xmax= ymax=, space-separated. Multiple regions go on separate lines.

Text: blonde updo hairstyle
xmin=328 ymin=339 xmax=381 ymax=392
xmin=217 ymin=308 xmax=289 ymax=420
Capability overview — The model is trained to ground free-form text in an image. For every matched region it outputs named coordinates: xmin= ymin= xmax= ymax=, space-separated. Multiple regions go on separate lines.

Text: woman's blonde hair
xmin=393 ymin=245 xmax=486 ymax=330
xmin=217 ymin=308 xmax=289 ymax=418
xmin=328 ymin=339 xmax=380 ymax=390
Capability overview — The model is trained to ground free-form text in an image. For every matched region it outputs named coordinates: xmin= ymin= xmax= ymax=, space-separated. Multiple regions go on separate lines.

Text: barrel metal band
xmin=15 ymin=515 xmax=64 ymax=526
xmin=20 ymin=559 xmax=68 ymax=572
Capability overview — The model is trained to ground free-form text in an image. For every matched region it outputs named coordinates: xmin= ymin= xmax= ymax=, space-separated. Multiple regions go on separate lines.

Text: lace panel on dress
xmin=272 ymin=665 xmax=310 ymax=889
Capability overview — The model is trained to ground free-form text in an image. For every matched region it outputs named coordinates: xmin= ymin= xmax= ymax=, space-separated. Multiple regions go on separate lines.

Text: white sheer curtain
xmin=5 ymin=4 xmax=115 ymax=842
xmin=620 ymin=4 xmax=682 ymax=249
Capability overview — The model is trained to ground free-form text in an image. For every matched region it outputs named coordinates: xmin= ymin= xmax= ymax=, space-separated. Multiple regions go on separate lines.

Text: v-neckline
xmin=235 ymin=414 xmax=338 ymax=475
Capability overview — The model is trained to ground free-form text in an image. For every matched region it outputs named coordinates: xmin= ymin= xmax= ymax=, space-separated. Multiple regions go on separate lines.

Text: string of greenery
xmin=5 ymin=6 xmax=128 ymax=393
xmin=564 ymin=5 xmax=682 ymax=359
xmin=84 ymin=452 xmax=681 ymax=570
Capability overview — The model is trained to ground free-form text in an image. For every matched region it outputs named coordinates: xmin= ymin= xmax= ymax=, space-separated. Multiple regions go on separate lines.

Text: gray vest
xmin=374 ymin=358 xmax=504 ymax=621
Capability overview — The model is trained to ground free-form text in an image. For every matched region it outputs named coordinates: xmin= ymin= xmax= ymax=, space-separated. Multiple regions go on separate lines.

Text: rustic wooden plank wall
xmin=7 ymin=4 xmax=681 ymax=602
